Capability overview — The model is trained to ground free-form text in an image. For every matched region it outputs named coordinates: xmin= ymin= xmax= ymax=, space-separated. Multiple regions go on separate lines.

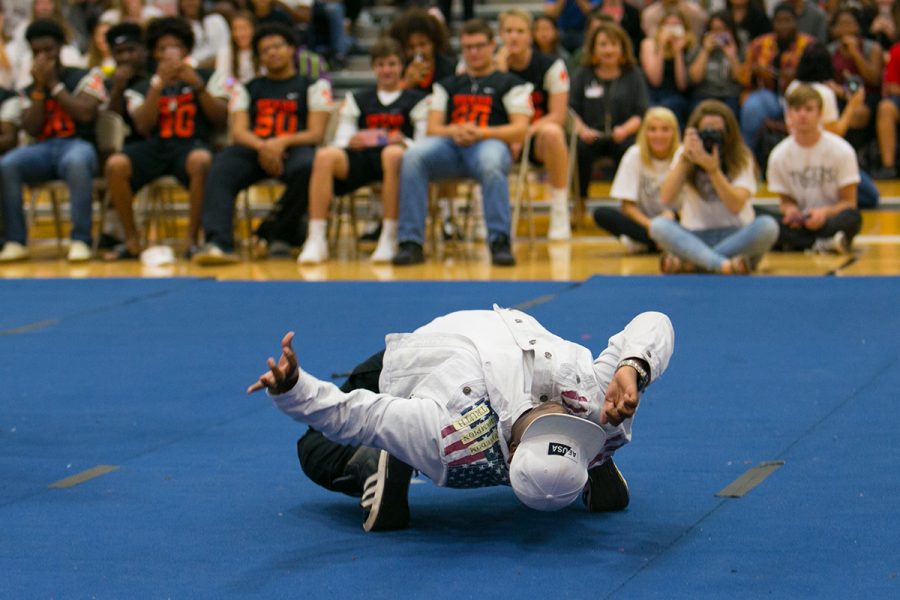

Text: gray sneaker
xmin=191 ymin=243 xmax=239 ymax=265
xmin=360 ymin=450 xmax=413 ymax=532
xmin=811 ymin=231 xmax=851 ymax=255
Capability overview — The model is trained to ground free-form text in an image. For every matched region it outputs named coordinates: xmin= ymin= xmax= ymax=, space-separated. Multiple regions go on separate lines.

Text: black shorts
xmin=123 ymin=138 xmax=211 ymax=192
xmin=526 ymin=138 xmax=544 ymax=167
xmin=333 ymin=147 xmax=385 ymax=196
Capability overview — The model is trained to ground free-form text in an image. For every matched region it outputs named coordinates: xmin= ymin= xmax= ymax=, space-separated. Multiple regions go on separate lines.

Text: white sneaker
xmin=297 ymin=237 xmax=328 ymax=264
xmin=370 ymin=235 xmax=398 ymax=263
xmin=547 ymin=208 xmax=572 ymax=241
xmin=619 ymin=235 xmax=649 ymax=254
xmin=0 ymin=241 xmax=29 ymax=262
xmin=811 ymin=231 xmax=851 ymax=255
xmin=67 ymin=240 xmax=92 ymax=262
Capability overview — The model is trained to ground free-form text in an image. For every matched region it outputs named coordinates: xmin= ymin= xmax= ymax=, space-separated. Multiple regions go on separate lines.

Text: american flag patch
xmin=442 ymin=398 xmax=509 ymax=488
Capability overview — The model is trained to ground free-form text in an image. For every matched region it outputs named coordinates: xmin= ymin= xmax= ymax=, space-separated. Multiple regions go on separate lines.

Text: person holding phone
xmin=640 ymin=9 xmax=694 ymax=130
xmin=296 ymin=37 xmax=428 ymax=264
xmin=688 ymin=11 xmax=743 ymax=117
xmin=103 ymin=16 xmax=229 ymax=260
xmin=762 ymin=84 xmax=861 ymax=253
xmin=641 ymin=0 xmax=708 ymax=40
xmin=650 ymin=100 xmax=778 ymax=274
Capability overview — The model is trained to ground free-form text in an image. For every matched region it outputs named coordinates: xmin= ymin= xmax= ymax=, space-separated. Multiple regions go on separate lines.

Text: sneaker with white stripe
xmin=360 ymin=450 xmax=413 ymax=532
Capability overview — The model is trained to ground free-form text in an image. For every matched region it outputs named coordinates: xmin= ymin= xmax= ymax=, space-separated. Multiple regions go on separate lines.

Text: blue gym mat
xmin=1 ymin=277 xmax=897 ymax=598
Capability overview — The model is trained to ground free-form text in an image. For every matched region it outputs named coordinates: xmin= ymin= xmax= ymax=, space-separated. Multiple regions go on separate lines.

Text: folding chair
xmin=510 ymin=108 xmax=580 ymax=243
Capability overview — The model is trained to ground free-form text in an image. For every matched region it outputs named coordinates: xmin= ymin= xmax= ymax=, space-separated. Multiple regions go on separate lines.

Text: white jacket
xmin=273 ymin=306 xmax=674 ymax=489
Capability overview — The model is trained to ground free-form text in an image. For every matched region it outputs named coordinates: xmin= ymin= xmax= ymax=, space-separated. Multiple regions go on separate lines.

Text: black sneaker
xmin=360 ymin=450 xmax=413 ymax=532
xmin=490 ymin=234 xmax=516 ymax=266
xmin=871 ymin=165 xmax=896 ymax=180
xmin=359 ymin=223 xmax=382 ymax=243
xmin=331 ymin=446 xmax=381 ymax=498
xmin=392 ymin=241 xmax=424 ymax=266
xmin=582 ymin=458 xmax=630 ymax=512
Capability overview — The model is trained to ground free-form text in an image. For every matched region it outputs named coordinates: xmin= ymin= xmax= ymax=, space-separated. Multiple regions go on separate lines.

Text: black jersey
xmin=437 ymin=70 xmax=529 ymax=128
xmin=24 ymin=67 xmax=105 ymax=142
xmin=132 ymin=68 xmax=218 ymax=142
xmin=508 ymin=51 xmax=562 ymax=121
xmin=353 ymin=88 xmax=426 ymax=139
xmin=104 ymin=75 xmax=147 ymax=144
xmin=245 ymin=74 xmax=316 ymax=139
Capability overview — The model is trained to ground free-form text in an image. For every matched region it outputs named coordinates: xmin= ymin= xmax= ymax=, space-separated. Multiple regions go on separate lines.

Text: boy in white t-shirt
xmin=764 ymin=84 xmax=861 ymax=253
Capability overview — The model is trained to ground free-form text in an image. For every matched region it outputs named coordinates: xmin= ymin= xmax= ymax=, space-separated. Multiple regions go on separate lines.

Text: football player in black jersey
xmin=497 ymin=9 xmax=573 ymax=240
xmin=192 ymin=23 xmax=333 ymax=265
xmin=103 ymin=17 xmax=229 ymax=260
xmin=297 ymin=37 xmax=428 ymax=264
xmin=0 ymin=20 xmax=106 ymax=263
xmin=392 ymin=19 xmax=533 ymax=267
xmin=104 ymin=22 xmax=148 ymax=148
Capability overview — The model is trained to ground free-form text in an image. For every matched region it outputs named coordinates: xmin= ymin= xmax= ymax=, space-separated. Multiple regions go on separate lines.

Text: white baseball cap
xmin=509 ymin=413 xmax=608 ymax=511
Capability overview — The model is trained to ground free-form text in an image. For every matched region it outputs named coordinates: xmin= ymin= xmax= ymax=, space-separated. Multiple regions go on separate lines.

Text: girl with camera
xmin=650 ymin=100 xmax=778 ymax=274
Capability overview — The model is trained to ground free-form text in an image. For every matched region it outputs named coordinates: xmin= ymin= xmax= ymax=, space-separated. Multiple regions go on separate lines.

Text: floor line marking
xmin=0 ymin=319 xmax=58 ymax=336
xmin=48 ymin=465 xmax=120 ymax=489
xmin=715 ymin=460 xmax=785 ymax=498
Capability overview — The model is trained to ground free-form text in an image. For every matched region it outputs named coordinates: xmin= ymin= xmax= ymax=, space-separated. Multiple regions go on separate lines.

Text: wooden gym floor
xmin=4 ymin=181 xmax=900 ymax=281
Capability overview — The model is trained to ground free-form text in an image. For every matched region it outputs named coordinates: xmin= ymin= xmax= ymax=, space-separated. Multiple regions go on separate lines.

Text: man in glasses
xmin=392 ymin=18 xmax=534 ymax=267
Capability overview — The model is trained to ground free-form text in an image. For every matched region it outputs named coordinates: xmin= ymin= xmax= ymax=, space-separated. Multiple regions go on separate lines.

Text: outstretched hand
xmin=601 ymin=365 xmax=640 ymax=426
xmin=247 ymin=331 xmax=299 ymax=395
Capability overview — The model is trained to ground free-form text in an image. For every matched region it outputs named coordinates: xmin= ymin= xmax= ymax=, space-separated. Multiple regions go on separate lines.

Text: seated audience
xmin=178 ymin=0 xmax=230 ymax=71
xmin=650 ymin=100 xmax=779 ymax=274
xmin=762 ymin=84 xmax=861 ymax=253
xmin=640 ymin=8 xmax=694 ymax=129
xmin=869 ymin=0 xmax=899 ymax=50
xmin=785 ymin=0 xmax=828 ymax=42
xmin=104 ymin=16 xmax=229 ymax=259
xmin=688 ymin=10 xmax=742 ymax=116
xmin=388 ymin=7 xmax=456 ymax=94
xmin=86 ymin=17 xmax=114 ymax=74
xmin=596 ymin=0 xmax=643 ymax=55
xmin=738 ymin=3 xmax=814 ymax=166
xmin=827 ymin=7 xmax=882 ymax=136
xmin=875 ymin=38 xmax=900 ymax=179
xmin=297 ymin=38 xmax=428 ymax=264
xmin=544 ymin=0 xmax=602 ymax=53
xmin=5 ymin=0 xmax=86 ymax=89
xmin=0 ymin=19 xmax=105 ymax=263
xmin=727 ymin=0 xmax=771 ymax=51
xmin=193 ymin=23 xmax=332 ymax=264
xmin=532 ymin=14 xmax=571 ymax=63
xmin=496 ymin=8 xmax=573 ymax=240
xmin=225 ymin=10 xmax=260 ymax=84
xmin=593 ymin=106 xmax=681 ymax=253
xmin=104 ymin=22 xmax=150 ymax=147
xmin=641 ymin=0 xmax=708 ymax=40
xmin=785 ymin=43 xmax=879 ymax=207
xmin=391 ymin=18 xmax=533 ymax=267
xmin=100 ymin=0 xmax=164 ymax=26
xmin=570 ymin=22 xmax=648 ymax=206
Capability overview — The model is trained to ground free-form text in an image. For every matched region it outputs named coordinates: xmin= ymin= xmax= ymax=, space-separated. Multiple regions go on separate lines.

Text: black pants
xmin=576 ymin=137 xmax=632 ymax=198
xmin=593 ymin=207 xmax=659 ymax=251
xmin=201 ymin=145 xmax=315 ymax=251
xmin=438 ymin=0 xmax=474 ymax=22
xmin=755 ymin=206 xmax=862 ymax=251
xmin=296 ymin=351 xmax=384 ymax=493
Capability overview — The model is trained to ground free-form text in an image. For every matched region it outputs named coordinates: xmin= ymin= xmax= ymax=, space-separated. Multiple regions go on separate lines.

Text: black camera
xmin=698 ymin=128 xmax=724 ymax=154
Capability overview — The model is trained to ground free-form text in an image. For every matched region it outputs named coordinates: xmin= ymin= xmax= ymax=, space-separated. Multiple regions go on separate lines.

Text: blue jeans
xmin=0 ymin=138 xmax=98 ymax=244
xmin=650 ymin=88 xmax=690 ymax=131
xmin=649 ymin=215 xmax=779 ymax=272
xmin=740 ymin=89 xmax=783 ymax=151
xmin=858 ymin=170 xmax=879 ymax=209
xmin=398 ymin=136 xmax=512 ymax=245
